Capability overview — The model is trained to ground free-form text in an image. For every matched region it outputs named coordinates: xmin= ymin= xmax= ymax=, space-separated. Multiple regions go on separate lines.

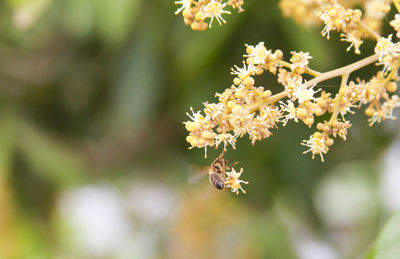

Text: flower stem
xmin=383 ymin=59 xmax=400 ymax=86
xmin=277 ymin=60 xmax=321 ymax=77
xmin=248 ymin=54 xmax=379 ymax=112
xmin=329 ymin=73 xmax=349 ymax=125
xmin=358 ymin=21 xmax=381 ymax=40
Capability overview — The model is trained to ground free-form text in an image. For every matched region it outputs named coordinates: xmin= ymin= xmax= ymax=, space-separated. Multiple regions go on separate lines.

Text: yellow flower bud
xmin=190 ymin=138 xmax=198 ymax=147
xmin=365 ymin=107 xmax=375 ymax=117
xmin=275 ymin=49 xmax=283 ymax=59
xmin=195 ymin=11 xmax=204 ymax=21
xmin=201 ymin=131 xmax=214 ymax=139
xmin=233 ymin=77 xmax=241 ymax=86
xmin=199 ymin=22 xmax=208 ymax=31
xmin=243 ymin=77 xmax=255 ymax=87
xmin=184 ymin=18 xmax=192 ymax=25
xmin=191 ymin=21 xmax=200 ymax=31
xmin=234 ymin=90 xmax=245 ymax=99
xmin=183 ymin=9 xmax=193 ymax=19
xmin=227 ymin=100 xmax=235 ymax=110
xmin=296 ymin=108 xmax=308 ymax=119
xmin=198 ymin=138 xmax=206 ymax=146
xmin=263 ymin=90 xmax=272 ymax=98
xmin=387 ymin=82 xmax=397 ymax=93
xmin=326 ymin=138 xmax=334 ymax=146
xmin=185 ymin=121 xmax=194 ymax=131
xmin=313 ymin=131 xmax=322 ymax=138
xmin=328 ymin=9 xmax=337 ymax=17
xmin=315 ymin=107 xmax=324 ymax=116
xmin=186 ymin=135 xmax=193 ymax=143
xmin=255 ymin=66 xmax=264 ymax=75
xmin=304 ymin=117 xmax=314 ymax=127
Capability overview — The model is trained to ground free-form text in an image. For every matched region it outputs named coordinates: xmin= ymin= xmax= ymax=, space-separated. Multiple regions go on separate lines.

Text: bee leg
xmin=218 ymin=149 xmax=226 ymax=159
xmin=228 ymin=161 xmax=238 ymax=169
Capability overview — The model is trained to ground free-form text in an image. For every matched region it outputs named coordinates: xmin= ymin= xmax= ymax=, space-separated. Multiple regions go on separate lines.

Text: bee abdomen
xmin=209 ymin=173 xmax=225 ymax=190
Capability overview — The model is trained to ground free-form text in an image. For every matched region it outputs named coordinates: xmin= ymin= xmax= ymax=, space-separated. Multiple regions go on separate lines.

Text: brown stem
xmin=358 ymin=21 xmax=381 ymax=40
xmin=303 ymin=54 xmax=379 ymax=88
xmin=249 ymin=54 xmax=380 ymax=111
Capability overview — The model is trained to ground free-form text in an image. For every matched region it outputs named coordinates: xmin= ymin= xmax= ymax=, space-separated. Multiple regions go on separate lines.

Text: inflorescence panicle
xmin=180 ymin=0 xmax=400 ymax=194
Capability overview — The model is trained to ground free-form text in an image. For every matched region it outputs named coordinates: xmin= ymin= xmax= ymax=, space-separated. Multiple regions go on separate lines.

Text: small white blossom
xmin=202 ymin=0 xmax=231 ymax=27
xmin=369 ymin=96 xmax=400 ymax=125
xmin=290 ymin=51 xmax=312 ymax=72
xmin=375 ymin=35 xmax=400 ymax=63
xmin=341 ymin=32 xmax=363 ymax=54
xmin=244 ymin=42 xmax=270 ymax=65
xmin=225 ymin=167 xmax=248 ymax=195
xmin=280 ymin=100 xmax=298 ymax=126
xmin=231 ymin=61 xmax=256 ymax=79
xmin=293 ymin=84 xmax=319 ymax=104
xmin=215 ymin=133 xmax=237 ymax=150
xmin=302 ymin=133 xmax=328 ymax=162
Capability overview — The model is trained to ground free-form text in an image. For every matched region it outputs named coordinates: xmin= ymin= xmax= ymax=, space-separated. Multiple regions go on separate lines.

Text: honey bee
xmin=208 ymin=150 xmax=237 ymax=190
xmin=187 ymin=150 xmax=237 ymax=190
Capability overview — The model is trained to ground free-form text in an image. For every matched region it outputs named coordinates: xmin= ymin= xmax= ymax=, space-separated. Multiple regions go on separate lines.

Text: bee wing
xmin=187 ymin=165 xmax=209 ymax=184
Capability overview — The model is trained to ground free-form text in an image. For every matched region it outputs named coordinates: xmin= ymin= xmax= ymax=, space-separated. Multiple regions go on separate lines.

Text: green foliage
xmin=366 ymin=210 xmax=400 ymax=259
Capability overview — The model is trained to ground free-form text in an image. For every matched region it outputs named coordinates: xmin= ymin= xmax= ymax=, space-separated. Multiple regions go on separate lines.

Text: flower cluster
xmin=280 ymin=0 xmax=391 ymax=54
xmin=184 ymin=42 xmax=285 ymax=158
xmin=174 ymin=0 xmax=244 ymax=30
xmin=279 ymin=0 xmax=334 ymax=27
xmin=181 ymin=0 xmax=400 ymax=194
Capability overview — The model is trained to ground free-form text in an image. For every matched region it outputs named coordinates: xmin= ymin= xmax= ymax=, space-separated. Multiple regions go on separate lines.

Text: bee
xmin=187 ymin=150 xmax=237 ymax=190
xmin=208 ymin=150 xmax=237 ymax=190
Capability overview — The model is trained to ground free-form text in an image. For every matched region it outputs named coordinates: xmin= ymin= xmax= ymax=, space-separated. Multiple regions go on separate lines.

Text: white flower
xmin=302 ymin=133 xmax=328 ymax=162
xmin=231 ymin=61 xmax=256 ymax=79
xmin=369 ymin=96 xmax=400 ymax=125
xmin=215 ymin=133 xmax=237 ymax=150
xmin=341 ymin=32 xmax=363 ymax=54
xmin=375 ymin=35 xmax=400 ymax=62
xmin=280 ymin=100 xmax=298 ymax=126
xmin=244 ymin=42 xmax=270 ymax=65
xmin=225 ymin=167 xmax=248 ymax=195
xmin=186 ymin=106 xmax=205 ymax=122
xmin=293 ymin=84 xmax=319 ymax=104
xmin=290 ymin=51 xmax=312 ymax=72
xmin=202 ymin=0 xmax=231 ymax=27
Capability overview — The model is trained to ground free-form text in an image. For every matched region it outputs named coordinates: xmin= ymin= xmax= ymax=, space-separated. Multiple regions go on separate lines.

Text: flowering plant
xmin=176 ymin=0 xmax=400 ymax=194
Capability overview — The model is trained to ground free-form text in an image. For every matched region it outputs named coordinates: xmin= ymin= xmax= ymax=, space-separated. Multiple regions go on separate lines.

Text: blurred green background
xmin=0 ymin=0 xmax=400 ymax=258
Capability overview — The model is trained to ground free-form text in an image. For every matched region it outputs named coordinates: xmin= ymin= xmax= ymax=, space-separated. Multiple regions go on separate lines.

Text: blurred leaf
xmin=111 ymin=26 xmax=161 ymax=132
xmin=365 ymin=210 xmax=400 ymax=259
xmin=94 ymin=0 xmax=142 ymax=45
xmin=279 ymin=19 xmax=332 ymax=70
xmin=17 ymin=118 xmax=86 ymax=187
xmin=62 ymin=0 xmax=142 ymax=44
xmin=7 ymin=0 xmax=52 ymax=29
xmin=173 ymin=12 xmax=242 ymax=82
xmin=61 ymin=0 xmax=95 ymax=38
xmin=0 ymin=113 xmax=16 ymax=177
